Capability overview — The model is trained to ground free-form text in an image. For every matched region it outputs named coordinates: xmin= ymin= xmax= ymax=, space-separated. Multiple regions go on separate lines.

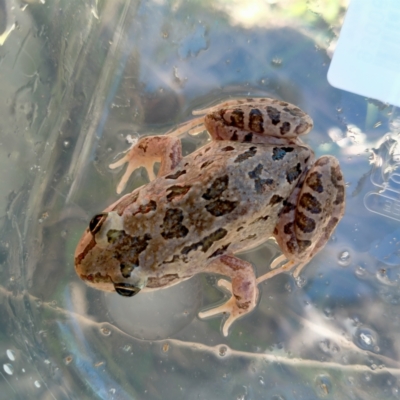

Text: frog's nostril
xmin=113 ymin=283 xmax=141 ymax=297
xmin=89 ymin=213 xmax=108 ymax=235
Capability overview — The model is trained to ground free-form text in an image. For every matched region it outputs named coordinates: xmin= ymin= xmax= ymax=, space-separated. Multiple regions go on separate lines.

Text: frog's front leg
xmin=258 ymin=156 xmax=345 ymax=283
xmin=199 ymin=255 xmax=257 ymax=337
xmin=109 ymin=136 xmax=182 ymax=193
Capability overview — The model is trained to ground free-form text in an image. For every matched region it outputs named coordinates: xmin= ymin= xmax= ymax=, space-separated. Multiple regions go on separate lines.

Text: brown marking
xmin=75 ymin=237 xmax=96 ymax=266
xmin=299 ymin=193 xmax=322 ymax=214
xmin=231 ymin=131 xmax=239 ymax=141
xmin=208 ymin=243 xmax=231 ymax=258
xmin=244 ymin=132 xmax=253 ymax=142
xmin=286 ymin=163 xmax=302 ymax=184
xmin=249 ymin=108 xmax=264 ymax=133
xmin=201 ymin=160 xmax=214 ymax=169
xmin=266 ymin=106 xmax=281 ymax=125
xmin=298 ymin=240 xmax=312 ymax=252
xmin=280 ymin=201 xmax=296 ymax=214
xmin=221 ymin=146 xmax=235 ymax=151
xmin=105 ymin=230 xmax=151 ymax=275
xmin=334 ymin=186 xmax=345 ymax=205
xmin=295 ymin=122 xmax=311 ymax=135
xmin=205 ymin=199 xmax=238 ymax=217
xmin=283 ymin=106 xmax=304 ymax=118
xmin=272 ymin=147 xmax=294 ymax=161
xmin=202 ymin=175 xmax=229 ymax=200
xmin=280 ymin=121 xmax=291 ymax=135
xmin=166 ymin=185 xmax=191 ymax=202
xmin=248 ymin=164 xmax=274 ymax=193
xmin=181 ymin=228 xmax=228 ymax=255
xmin=237 ymin=226 xmax=244 ymax=232
xmin=250 ymin=215 xmax=269 ymax=224
xmin=306 ymin=171 xmax=324 ymax=193
xmin=161 ymin=209 xmax=189 ymax=239
xmin=165 ymin=170 xmax=186 ymax=180
xmin=283 ymin=222 xmax=294 ymax=235
xmin=269 ymin=194 xmax=284 ymax=205
xmin=296 ymin=211 xmax=316 ymax=233
xmin=229 ymin=109 xmax=245 ymax=128
xmin=137 ymin=200 xmax=157 ymax=214
xmin=234 ymin=146 xmax=257 ymax=163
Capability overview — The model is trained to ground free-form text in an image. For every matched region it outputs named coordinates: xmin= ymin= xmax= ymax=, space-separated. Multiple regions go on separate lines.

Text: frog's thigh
xmin=199 ymin=255 xmax=257 ymax=336
xmin=274 ymin=156 xmax=345 ymax=276
xmin=109 ymin=136 xmax=182 ymax=194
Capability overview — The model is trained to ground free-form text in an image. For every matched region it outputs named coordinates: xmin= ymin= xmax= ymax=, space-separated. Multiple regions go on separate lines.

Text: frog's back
xmin=114 ymin=141 xmax=313 ymax=276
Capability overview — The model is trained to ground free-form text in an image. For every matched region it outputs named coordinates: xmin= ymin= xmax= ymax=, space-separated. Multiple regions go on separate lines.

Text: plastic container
xmin=2 ymin=0 xmax=399 ymax=399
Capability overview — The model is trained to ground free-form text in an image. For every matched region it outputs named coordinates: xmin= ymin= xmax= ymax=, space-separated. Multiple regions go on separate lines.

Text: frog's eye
xmin=113 ymin=283 xmax=141 ymax=297
xmin=89 ymin=213 xmax=108 ymax=235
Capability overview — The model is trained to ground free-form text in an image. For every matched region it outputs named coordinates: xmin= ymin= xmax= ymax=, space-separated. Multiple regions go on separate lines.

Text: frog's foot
xmin=109 ymin=136 xmax=182 ymax=194
xmin=200 ymin=255 xmax=257 ymax=336
xmin=273 ymin=156 xmax=345 ymax=275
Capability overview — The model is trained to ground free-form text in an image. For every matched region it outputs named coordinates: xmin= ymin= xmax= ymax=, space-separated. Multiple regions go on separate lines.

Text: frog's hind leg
xmin=199 ymin=255 xmax=257 ymax=337
xmin=109 ymin=136 xmax=182 ymax=194
xmin=272 ymin=156 xmax=345 ymax=278
xmin=164 ymin=115 xmax=206 ymax=137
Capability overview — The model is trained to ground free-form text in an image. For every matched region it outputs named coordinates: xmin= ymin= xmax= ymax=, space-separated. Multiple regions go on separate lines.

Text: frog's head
xmin=74 ymin=211 xmax=148 ymax=297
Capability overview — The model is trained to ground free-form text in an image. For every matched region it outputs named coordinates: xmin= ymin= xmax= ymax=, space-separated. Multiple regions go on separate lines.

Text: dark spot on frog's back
xmin=181 ymin=228 xmax=228 ymax=255
xmin=161 ymin=208 xmax=189 ymax=239
xmin=205 ymin=199 xmax=238 ymax=216
xmin=286 ymin=163 xmax=302 ymax=184
xmin=266 ymin=106 xmax=281 ymax=125
xmin=249 ymin=108 xmax=264 ymax=133
xmin=166 ymin=185 xmax=191 ymax=202
xmin=269 ymin=194 xmax=284 ymax=205
xmin=229 ymin=109 xmax=245 ymax=129
xmin=165 ymin=170 xmax=186 ymax=180
xmin=202 ymin=175 xmax=228 ymax=200
xmin=248 ymin=164 xmax=274 ymax=193
xmin=137 ymin=200 xmax=157 ymax=214
xmin=201 ymin=160 xmax=214 ymax=169
xmin=234 ymin=146 xmax=257 ymax=163
xmin=105 ymin=231 xmax=151 ymax=276
xmin=221 ymin=146 xmax=235 ymax=152
xmin=334 ymin=185 xmax=345 ymax=205
xmin=208 ymin=243 xmax=230 ymax=259
xmin=272 ymin=147 xmax=294 ymax=161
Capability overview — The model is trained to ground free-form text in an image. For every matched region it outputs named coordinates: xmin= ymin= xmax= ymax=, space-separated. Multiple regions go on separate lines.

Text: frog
xmin=74 ymin=98 xmax=345 ymax=336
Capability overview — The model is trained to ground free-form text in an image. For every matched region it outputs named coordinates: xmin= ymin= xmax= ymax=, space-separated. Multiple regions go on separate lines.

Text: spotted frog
xmin=74 ymin=98 xmax=345 ymax=336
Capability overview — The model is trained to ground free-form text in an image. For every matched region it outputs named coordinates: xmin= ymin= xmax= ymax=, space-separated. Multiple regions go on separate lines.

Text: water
xmin=2 ymin=0 xmax=400 ymax=399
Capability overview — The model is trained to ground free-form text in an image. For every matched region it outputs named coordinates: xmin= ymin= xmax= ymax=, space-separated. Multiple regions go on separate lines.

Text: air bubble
xmin=123 ymin=345 xmax=132 ymax=352
xmin=3 ymin=363 xmax=13 ymax=375
xmin=34 ymin=380 xmax=41 ymax=388
xmin=259 ymin=376 xmax=265 ymax=386
xmin=65 ymin=356 xmax=73 ymax=365
xmin=219 ymin=346 xmax=227 ymax=357
xmin=271 ymin=57 xmax=282 ymax=67
xmin=6 ymin=349 xmax=15 ymax=361
xmin=338 ymin=250 xmax=351 ymax=266
xmin=355 ymin=327 xmax=378 ymax=350
xmin=63 ymin=140 xmax=70 ymax=148
xmin=315 ymin=374 xmax=332 ymax=396
xmin=100 ymin=327 xmax=111 ymax=336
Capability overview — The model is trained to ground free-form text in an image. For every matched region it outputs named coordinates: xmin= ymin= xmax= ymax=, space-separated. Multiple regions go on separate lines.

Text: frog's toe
xmin=199 ymin=297 xmax=249 ymax=337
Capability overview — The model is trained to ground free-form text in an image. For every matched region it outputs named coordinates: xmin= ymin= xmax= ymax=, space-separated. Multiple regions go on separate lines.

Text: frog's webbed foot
xmin=199 ymin=255 xmax=257 ymax=337
xmin=109 ymin=136 xmax=182 ymax=194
